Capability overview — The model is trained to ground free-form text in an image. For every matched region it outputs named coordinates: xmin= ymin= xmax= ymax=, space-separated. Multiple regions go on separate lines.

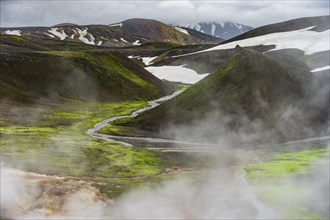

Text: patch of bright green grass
xmin=246 ymin=148 xmax=328 ymax=182
xmin=0 ymin=99 xmax=166 ymax=179
xmin=245 ymin=148 xmax=329 ymax=219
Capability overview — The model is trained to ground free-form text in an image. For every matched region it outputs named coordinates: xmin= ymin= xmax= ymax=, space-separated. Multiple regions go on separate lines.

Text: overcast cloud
xmin=0 ymin=0 xmax=329 ymax=28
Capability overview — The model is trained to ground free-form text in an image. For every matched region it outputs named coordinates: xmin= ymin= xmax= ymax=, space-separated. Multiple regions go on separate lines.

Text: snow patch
xmin=311 ymin=65 xmax=330 ymax=72
xmin=132 ymin=40 xmax=141 ymax=46
xmin=175 ymin=26 xmax=330 ymax=57
xmin=127 ymin=55 xmax=157 ymax=65
xmin=174 ymin=27 xmax=190 ymax=35
xmin=44 ymin=32 xmax=55 ymax=38
xmin=146 ymin=65 xmax=208 ymax=84
xmin=211 ymin=23 xmax=216 ymax=36
xmin=76 ymin=28 xmax=95 ymax=45
xmin=234 ymin=23 xmax=244 ymax=33
xmin=48 ymin=28 xmax=68 ymax=40
xmin=5 ymin=30 xmax=21 ymax=36
xmin=195 ymin=24 xmax=201 ymax=32
xmin=97 ymin=41 xmax=102 ymax=46
xmin=141 ymin=57 xmax=157 ymax=65
xmin=110 ymin=23 xmax=123 ymax=27
xmin=120 ymin=38 xmax=128 ymax=43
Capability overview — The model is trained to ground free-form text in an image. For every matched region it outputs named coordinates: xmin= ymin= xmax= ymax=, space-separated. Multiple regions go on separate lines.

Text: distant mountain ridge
xmin=154 ymin=15 xmax=330 ymax=74
xmin=183 ymin=21 xmax=253 ymax=39
xmin=0 ymin=18 xmax=223 ymax=47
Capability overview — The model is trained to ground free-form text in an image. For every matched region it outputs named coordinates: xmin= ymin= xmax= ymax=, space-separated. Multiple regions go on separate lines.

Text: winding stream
xmin=87 ymin=91 xmax=330 ymax=151
xmin=86 ymin=90 xmax=218 ymax=150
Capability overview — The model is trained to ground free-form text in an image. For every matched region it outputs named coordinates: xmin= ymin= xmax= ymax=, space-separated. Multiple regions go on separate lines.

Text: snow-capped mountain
xmin=183 ymin=22 xmax=253 ymax=39
xmin=0 ymin=19 xmax=222 ymax=48
xmin=155 ymin=16 xmax=329 ymax=75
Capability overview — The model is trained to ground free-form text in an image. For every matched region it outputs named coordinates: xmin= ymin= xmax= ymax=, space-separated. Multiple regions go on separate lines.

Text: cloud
xmin=0 ymin=0 xmax=329 ymax=27
xmin=157 ymin=0 xmax=194 ymax=10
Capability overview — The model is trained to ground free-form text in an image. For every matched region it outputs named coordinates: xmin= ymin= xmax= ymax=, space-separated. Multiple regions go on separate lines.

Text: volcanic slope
xmin=0 ymin=18 xmax=222 ymax=48
xmin=109 ymin=49 xmax=328 ymax=142
xmin=151 ymin=15 xmax=329 ymax=74
xmin=120 ymin=18 xmax=222 ymax=45
xmin=0 ymin=35 xmax=173 ymax=102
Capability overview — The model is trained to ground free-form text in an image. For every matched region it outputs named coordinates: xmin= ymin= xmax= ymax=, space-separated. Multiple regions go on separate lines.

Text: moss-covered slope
xmin=112 ymin=49 xmax=327 ymax=141
xmin=0 ymin=49 xmax=173 ymax=102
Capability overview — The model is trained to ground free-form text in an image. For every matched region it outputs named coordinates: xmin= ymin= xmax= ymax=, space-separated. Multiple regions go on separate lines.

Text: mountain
xmin=183 ymin=21 xmax=253 ymax=39
xmin=0 ymin=19 xmax=222 ymax=48
xmin=223 ymin=15 xmax=329 ymax=44
xmin=151 ymin=16 xmax=329 ymax=74
xmin=0 ymin=35 xmax=173 ymax=102
xmin=107 ymin=49 xmax=328 ymax=142
xmin=119 ymin=18 xmax=223 ymax=45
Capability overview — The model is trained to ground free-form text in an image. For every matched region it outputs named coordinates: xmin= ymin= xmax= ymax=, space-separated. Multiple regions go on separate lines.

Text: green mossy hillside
xmin=104 ymin=49 xmax=323 ymax=142
xmin=0 ymin=50 xmax=173 ymax=102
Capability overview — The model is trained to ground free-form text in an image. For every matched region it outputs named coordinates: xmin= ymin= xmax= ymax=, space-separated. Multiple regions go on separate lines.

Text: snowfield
xmin=5 ymin=30 xmax=21 ymax=36
xmin=141 ymin=57 xmax=157 ymax=65
xmin=311 ymin=65 xmax=330 ymax=72
xmin=146 ymin=65 xmax=208 ymax=84
xmin=120 ymin=38 xmax=128 ymax=43
xmin=44 ymin=32 xmax=55 ymax=38
xmin=109 ymin=23 xmax=123 ymax=27
xmin=48 ymin=28 xmax=68 ymax=40
xmin=175 ymin=27 xmax=330 ymax=57
xmin=127 ymin=56 xmax=157 ymax=66
xmin=174 ymin=27 xmax=190 ymax=35
xmin=76 ymin=28 xmax=95 ymax=45
xmin=132 ymin=40 xmax=141 ymax=45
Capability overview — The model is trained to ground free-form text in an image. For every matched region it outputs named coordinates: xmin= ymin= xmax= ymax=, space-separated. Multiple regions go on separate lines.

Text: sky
xmin=0 ymin=0 xmax=329 ymax=28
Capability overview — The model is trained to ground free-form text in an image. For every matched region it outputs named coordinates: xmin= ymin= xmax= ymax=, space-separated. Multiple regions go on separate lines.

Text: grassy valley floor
xmin=1 ymin=97 xmax=328 ymax=219
xmin=246 ymin=148 xmax=329 ymax=219
xmin=0 ymin=98 xmax=198 ymax=199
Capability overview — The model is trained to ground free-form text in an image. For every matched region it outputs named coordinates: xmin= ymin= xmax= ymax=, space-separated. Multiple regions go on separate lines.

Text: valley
xmin=1 ymin=14 xmax=329 ymax=219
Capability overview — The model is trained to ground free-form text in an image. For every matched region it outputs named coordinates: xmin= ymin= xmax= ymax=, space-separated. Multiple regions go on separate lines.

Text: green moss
xmin=0 ymin=99 xmax=165 ymax=178
xmin=246 ymin=148 xmax=328 ymax=182
xmin=245 ymin=148 xmax=329 ymax=219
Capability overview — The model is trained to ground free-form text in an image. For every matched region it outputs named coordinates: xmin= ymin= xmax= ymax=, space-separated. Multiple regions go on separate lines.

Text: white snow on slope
xmin=205 ymin=26 xmax=329 ymax=55
xmin=110 ymin=23 xmax=123 ymax=27
xmin=175 ymin=27 xmax=329 ymax=57
xmin=146 ymin=65 xmax=208 ymax=84
xmin=5 ymin=30 xmax=21 ymax=36
xmin=48 ymin=28 xmax=67 ymax=40
xmin=311 ymin=65 xmax=330 ymax=72
xmin=211 ymin=23 xmax=216 ymax=36
xmin=174 ymin=27 xmax=190 ymax=35
xmin=127 ymin=56 xmax=157 ymax=65
xmin=141 ymin=57 xmax=157 ymax=65
xmin=76 ymin=28 xmax=95 ymax=45
xmin=44 ymin=33 xmax=55 ymax=38
xmin=120 ymin=38 xmax=128 ymax=43
xmin=97 ymin=41 xmax=102 ymax=46
xmin=234 ymin=23 xmax=244 ymax=33
xmin=132 ymin=40 xmax=141 ymax=45
xmin=195 ymin=24 xmax=201 ymax=32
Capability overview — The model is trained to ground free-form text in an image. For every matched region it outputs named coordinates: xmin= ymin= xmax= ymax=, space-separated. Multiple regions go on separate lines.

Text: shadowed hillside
xmin=0 ymin=36 xmax=173 ymax=102
xmin=109 ymin=49 xmax=328 ymax=142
